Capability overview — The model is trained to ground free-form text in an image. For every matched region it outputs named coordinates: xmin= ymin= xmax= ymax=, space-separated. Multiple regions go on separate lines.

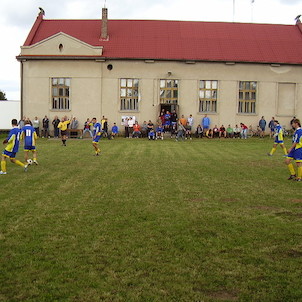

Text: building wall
xmin=0 ymin=100 xmax=21 ymax=130
xmin=21 ymin=58 xmax=302 ymax=132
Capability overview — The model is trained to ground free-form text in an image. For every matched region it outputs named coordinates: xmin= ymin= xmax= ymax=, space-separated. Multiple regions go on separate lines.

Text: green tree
xmin=0 ymin=90 xmax=7 ymax=100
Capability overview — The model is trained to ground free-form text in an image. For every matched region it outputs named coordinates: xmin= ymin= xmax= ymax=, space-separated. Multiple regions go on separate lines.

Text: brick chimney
xmin=101 ymin=7 xmax=108 ymax=40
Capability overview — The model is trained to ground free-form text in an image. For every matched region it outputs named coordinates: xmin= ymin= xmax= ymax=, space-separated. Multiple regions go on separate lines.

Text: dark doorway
xmin=159 ymin=104 xmax=178 ymax=115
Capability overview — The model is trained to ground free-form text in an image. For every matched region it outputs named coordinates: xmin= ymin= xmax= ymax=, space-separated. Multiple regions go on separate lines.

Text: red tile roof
xmin=23 ymin=15 xmax=302 ymax=64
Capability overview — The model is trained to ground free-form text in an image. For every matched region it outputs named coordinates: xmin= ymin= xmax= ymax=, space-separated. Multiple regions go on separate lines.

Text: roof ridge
xmin=24 ymin=13 xmax=44 ymax=46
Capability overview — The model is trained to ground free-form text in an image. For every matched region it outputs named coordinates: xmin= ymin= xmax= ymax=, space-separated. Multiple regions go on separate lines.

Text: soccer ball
xmin=27 ymin=159 xmax=33 ymax=165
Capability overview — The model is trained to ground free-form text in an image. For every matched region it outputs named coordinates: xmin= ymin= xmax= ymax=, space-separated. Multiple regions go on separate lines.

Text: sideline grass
xmin=0 ymin=137 xmax=302 ymax=301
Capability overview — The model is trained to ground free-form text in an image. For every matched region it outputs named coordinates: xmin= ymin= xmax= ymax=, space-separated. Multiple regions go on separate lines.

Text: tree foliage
xmin=0 ymin=90 xmax=7 ymax=100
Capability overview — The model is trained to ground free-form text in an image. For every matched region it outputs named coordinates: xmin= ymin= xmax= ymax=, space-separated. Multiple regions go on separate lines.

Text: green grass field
xmin=0 ymin=137 xmax=302 ymax=302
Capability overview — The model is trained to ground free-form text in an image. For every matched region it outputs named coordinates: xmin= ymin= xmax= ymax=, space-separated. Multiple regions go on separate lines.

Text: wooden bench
xmin=66 ymin=129 xmax=83 ymax=138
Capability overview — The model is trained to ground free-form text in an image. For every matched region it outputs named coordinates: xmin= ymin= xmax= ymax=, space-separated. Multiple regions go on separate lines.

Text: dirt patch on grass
xmin=206 ymin=290 xmax=239 ymax=301
xmin=221 ymin=198 xmax=239 ymax=202
xmin=286 ymin=249 xmax=302 ymax=258
xmin=291 ymin=199 xmax=302 ymax=203
xmin=252 ymin=206 xmax=280 ymax=211
xmin=274 ymin=211 xmax=302 ymax=219
xmin=187 ymin=197 xmax=208 ymax=202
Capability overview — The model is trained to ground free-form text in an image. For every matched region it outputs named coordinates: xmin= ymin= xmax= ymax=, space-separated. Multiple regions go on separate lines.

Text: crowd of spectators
xmin=18 ymin=112 xmax=294 ymax=141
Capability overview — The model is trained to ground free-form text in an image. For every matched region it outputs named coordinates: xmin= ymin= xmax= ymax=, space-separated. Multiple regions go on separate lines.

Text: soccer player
xmin=267 ymin=120 xmax=287 ymax=156
xmin=285 ymin=118 xmax=302 ymax=181
xmin=57 ymin=116 xmax=71 ymax=146
xmin=21 ymin=119 xmax=38 ymax=165
xmin=0 ymin=119 xmax=28 ymax=175
xmin=91 ymin=117 xmax=101 ymax=156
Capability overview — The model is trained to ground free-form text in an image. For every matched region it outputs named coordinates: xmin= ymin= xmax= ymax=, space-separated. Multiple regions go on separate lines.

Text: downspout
xmin=20 ymin=60 xmax=24 ymax=119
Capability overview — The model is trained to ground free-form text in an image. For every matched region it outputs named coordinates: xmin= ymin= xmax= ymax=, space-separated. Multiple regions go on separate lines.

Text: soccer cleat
xmin=267 ymin=153 xmax=272 ymax=156
xmin=288 ymin=175 xmax=296 ymax=180
xmin=33 ymin=160 xmax=38 ymax=165
xmin=24 ymin=164 xmax=28 ymax=172
xmin=0 ymin=171 xmax=7 ymax=175
xmin=295 ymin=178 xmax=302 ymax=182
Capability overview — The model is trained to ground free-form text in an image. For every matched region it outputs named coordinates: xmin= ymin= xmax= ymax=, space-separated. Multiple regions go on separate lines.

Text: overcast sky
xmin=0 ymin=0 xmax=301 ymax=100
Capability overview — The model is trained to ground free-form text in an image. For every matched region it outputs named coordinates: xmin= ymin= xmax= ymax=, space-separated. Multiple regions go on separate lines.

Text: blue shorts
xmin=24 ymin=146 xmax=36 ymax=151
xmin=274 ymin=139 xmax=284 ymax=144
xmin=287 ymin=148 xmax=302 ymax=162
xmin=2 ymin=150 xmax=16 ymax=159
xmin=93 ymin=135 xmax=101 ymax=143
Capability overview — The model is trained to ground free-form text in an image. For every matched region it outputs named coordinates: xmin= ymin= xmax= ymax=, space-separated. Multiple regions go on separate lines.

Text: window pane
xmin=200 ymin=81 xmax=205 ymax=89
xmin=160 ymin=80 xmax=165 ymax=88
xmin=205 ymin=81 xmax=211 ymax=89
xmin=212 ymin=81 xmax=218 ymax=89
xmin=121 ymin=88 xmax=126 ymax=97
xmin=205 ymin=91 xmax=211 ymax=98
xmin=127 ymin=79 xmax=133 ymax=87
xmin=133 ymin=79 xmax=139 ymax=87
xmin=127 ymin=89 xmax=132 ymax=97
xmin=121 ymin=79 xmax=127 ymax=87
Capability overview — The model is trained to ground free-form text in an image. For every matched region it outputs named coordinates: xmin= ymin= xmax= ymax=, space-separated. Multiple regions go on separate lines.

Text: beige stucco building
xmin=17 ymin=9 xmax=302 ymax=132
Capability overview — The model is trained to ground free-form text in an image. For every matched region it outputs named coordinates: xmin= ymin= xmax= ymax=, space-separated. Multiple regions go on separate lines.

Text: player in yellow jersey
xmin=267 ymin=120 xmax=287 ymax=156
xmin=57 ymin=116 xmax=71 ymax=146
xmin=1 ymin=119 xmax=28 ymax=175
xmin=285 ymin=119 xmax=302 ymax=181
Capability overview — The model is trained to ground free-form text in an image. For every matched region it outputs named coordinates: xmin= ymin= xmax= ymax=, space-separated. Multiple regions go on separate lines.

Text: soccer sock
xmin=15 ymin=160 xmax=25 ymax=168
xmin=282 ymin=147 xmax=288 ymax=155
xmin=270 ymin=147 xmax=276 ymax=155
xmin=297 ymin=166 xmax=302 ymax=179
xmin=1 ymin=160 xmax=7 ymax=172
xmin=288 ymin=163 xmax=296 ymax=176
xmin=62 ymin=139 xmax=66 ymax=145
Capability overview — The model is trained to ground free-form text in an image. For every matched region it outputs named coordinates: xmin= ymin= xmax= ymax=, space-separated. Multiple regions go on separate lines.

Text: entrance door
xmin=159 ymin=104 xmax=178 ymax=115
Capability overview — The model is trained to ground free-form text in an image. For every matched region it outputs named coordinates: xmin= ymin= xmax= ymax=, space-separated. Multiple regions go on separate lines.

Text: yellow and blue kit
xmin=2 ymin=127 xmax=21 ymax=159
xmin=274 ymin=124 xmax=284 ymax=144
xmin=22 ymin=125 xmax=37 ymax=151
xmin=93 ymin=122 xmax=102 ymax=143
xmin=287 ymin=128 xmax=302 ymax=162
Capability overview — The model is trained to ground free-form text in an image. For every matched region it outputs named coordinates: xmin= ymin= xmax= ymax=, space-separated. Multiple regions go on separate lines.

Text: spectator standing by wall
xmin=33 ymin=117 xmax=40 ymax=137
xmin=268 ymin=117 xmax=276 ymax=138
xmin=202 ymin=114 xmax=210 ymax=132
xmin=42 ymin=115 xmax=50 ymax=138
xmin=240 ymin=123 xmax=248 ymax=139
xmin=83 ymin=118 xmax=93 ymax=138
xmin=52 ymin=116 xmax=60 ymax=138
xmin=187 ymin=114 xmax=194 ymax=129
xmin=258 ymin=116 xmax=266 ymax=138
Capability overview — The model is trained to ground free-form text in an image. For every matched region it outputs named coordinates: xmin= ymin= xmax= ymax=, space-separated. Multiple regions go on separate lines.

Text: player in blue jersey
xmin=21 ymin=119 xmax=38 ymax=165
xmin=0 ymin=119 xmax=28 ymax=175
xmin=267 ymin=120 xmax=287 ymax=156
xmin=285 ymin=118 xmax=302 ymax=181
xmin=91 ymin=117 xmax=101 ymax=156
